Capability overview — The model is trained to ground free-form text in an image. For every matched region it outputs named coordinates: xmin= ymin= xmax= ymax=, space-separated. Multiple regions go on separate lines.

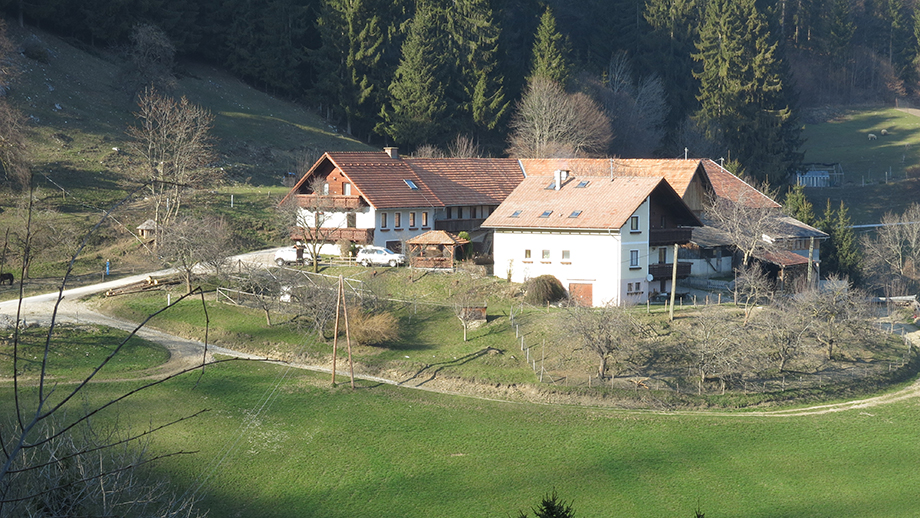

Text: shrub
xmin=523 ymin=275 xmax=566 ymax=305
xmin=336 ymin=238 xmax=355 ymax=258
xmin=347 ymin=311 xmax=399 ymax=346
xmin=22 ymin=36 xmax=50 ymax=63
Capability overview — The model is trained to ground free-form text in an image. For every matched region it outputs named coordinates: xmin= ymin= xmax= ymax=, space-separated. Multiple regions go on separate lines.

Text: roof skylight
xmin=576 ymin=180 xmax=590 ymax=188
xmin=539 ymin=210 xmax=552 ymax=218
xmin=510 ymin=210 xmax=522 ymax=218
xmin=569 ymin=210 xmax=582 ymax=218
xmin=404 ymin=179 xmax=419 ymax=190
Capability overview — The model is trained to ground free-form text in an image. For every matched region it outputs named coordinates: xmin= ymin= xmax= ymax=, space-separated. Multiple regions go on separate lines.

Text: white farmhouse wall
xmin=619 ymin=198 xmax=650 ymax=304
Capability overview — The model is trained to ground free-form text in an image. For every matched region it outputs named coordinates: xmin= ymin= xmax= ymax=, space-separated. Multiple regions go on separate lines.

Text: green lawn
xmin=27 ymin=360 xmax=919 ymax=518
xmin=801 ymin=105 xmax=920 ymax=223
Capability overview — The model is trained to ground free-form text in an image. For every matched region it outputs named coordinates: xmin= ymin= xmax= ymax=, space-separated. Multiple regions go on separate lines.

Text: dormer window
xmin=404 ymin=179 xmax=419 ymax=190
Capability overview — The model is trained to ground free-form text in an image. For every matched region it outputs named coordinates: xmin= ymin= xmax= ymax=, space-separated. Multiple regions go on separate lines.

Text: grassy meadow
xmin=801 ymin=105 xmax=920 ymax=223
xmin=12 ymin=360 xmax=917 ymax=518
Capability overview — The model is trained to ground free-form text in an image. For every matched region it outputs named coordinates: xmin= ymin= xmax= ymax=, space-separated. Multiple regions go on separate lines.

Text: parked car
xmin=356 ymin=246 xmax=405 ymax=267
xmin=274 ymin=246 xmax=315 ymax=266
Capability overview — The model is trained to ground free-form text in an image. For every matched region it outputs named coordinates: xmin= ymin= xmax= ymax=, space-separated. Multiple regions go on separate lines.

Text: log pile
xmin=105 ymin=276 xmax=179 ymax=297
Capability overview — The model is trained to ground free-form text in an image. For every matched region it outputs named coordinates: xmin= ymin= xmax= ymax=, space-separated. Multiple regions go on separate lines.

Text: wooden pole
xmin=806 ymin=236 xmax=815 ymax=288
xmin=341 ymin=275 xmax=355 ymax=389
xmin=331 ymin=274 xmax=342 ymax=386
xmin=669 ymin=243 xmax=678 ymax=321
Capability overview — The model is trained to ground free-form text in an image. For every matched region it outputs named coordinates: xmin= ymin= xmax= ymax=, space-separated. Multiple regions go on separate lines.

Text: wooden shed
xmin=137 ymin=219 xmax=157 ymax=239
xmin=405 ymin=230 xmax=469 ymax=269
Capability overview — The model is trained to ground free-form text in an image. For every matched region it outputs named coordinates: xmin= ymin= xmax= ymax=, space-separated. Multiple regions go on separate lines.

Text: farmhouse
xmin=482 ymin=170 xmax=702 ymax=306
xmin=278 ymin=148 xmax=523 ymax=256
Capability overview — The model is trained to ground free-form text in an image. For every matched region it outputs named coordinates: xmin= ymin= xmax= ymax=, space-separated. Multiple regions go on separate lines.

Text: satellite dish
xmin=646 ymin=274 xmax=654 ymax=282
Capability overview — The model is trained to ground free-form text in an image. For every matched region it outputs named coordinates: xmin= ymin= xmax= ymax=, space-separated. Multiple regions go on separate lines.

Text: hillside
xmin=0 ymin=21 xmax=371 ymax=278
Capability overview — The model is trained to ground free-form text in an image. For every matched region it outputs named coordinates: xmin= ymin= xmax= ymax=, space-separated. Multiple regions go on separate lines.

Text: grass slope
xmin=34 ymin=361 xmax=920 ymax=518
xmin=801 ymin=106 xmax=920 ymax=223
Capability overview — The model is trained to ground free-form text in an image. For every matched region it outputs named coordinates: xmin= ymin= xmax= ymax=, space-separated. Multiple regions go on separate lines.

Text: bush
xmin=523 ymin=275 xmax=566 ymax=305
xmin=347 ymin=311 xmax=400 ymax=346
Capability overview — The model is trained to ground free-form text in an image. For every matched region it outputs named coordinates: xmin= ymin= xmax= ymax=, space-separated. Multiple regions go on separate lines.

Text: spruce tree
xmin=379 ymin=4 xmax=449 ymax=147
xmin=527 ymin=7 xmax=570 ymax=87
xmin=642 ymin=0 xmax=702 ymax=128
xmin=312 ymin=0 xmax=384 ymax=136
xmin=817 ymin=200 xmax=860 ymax=282
xmin=693 ymin=0 xmax=802 ymax=184
xmin=783 ymin=184 xmax=816 ymax=226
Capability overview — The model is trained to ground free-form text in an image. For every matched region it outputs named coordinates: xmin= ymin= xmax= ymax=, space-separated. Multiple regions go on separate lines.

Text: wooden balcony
xmin=648 ymin=262 xmax=692 ymax=280
xmin=294 ymin=194 xmax=364 ymax=210
xmin=435 ymin=218 xmax=487 ymax=233
xmin=290 ymin=227 xmax=374 ymax=244
xmin=649 ymin=228 xmax=693 ymax=246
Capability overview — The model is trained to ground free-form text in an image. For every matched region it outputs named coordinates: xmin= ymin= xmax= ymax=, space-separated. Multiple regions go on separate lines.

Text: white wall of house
xmin=373 ymin=207 xmax=437 ymax=248
xmin=492 ymin=199 xmax=653 ymax=307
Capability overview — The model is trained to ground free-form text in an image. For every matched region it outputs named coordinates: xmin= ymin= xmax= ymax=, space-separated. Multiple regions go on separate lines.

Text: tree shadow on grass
xmin=398 ymin=347 xmax=495 ymax=387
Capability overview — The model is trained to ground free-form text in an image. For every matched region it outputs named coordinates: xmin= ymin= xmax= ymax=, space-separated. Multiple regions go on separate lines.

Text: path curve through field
xmin=2 ymin=256 xmax=919 ymax=417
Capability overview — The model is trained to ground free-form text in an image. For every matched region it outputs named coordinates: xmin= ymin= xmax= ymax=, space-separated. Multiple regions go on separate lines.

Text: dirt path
xmin=3 ymin=268 xmax=920 ymax=417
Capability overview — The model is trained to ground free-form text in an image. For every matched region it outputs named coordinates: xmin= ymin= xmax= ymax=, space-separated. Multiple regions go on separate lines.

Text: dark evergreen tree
xmin=518 ymin=489 xmax=576 ymax=518
xmin=783 ymin=184 xmax=815 ymax=226
xmin=818 ymin=200 xmax=861 ymax=282
xmin=528 ymin=7 xmax=570 ymax=87
xmin=642 ymin=0 xmax=703 ymax=130
xmin=378 ymin=4 xmax=450 ymax=147
xmin=693 ymin=0 xmax=802 ymax=184
xmin=312 ymin=0 xmax=384 ymax=136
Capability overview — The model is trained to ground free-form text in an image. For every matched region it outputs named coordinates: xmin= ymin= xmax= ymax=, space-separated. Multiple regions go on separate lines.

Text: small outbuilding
xmin=405 ymin=230 xmax=470 ymax=270
xmin=137 ymin=219 xmax=157 ymax=239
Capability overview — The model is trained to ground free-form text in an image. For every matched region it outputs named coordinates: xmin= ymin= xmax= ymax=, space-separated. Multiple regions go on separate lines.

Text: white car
xmin=356 ymin=246 xmax=405 ymax=267
xmin=274 ymin=246 xmax=315 ymax=266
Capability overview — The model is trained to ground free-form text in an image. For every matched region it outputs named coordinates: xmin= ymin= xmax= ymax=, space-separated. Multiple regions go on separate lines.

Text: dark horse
xmin=0 ymin=273 xmax=13 ymax=285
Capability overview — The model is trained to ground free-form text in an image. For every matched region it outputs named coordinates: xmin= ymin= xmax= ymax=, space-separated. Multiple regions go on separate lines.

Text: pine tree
xmin=378 ymin=4 xmax=449 ymax=147
xmin=312 ymin=0 xmax=385 ymax=136
xmin=693 ymin=0 xmax=802 ymax=184
xmin=440 ymin=0 xmax=509 ymax=137
xmin=527 ymin=7 xmax=570 ymax=87
xmin=818 ymin=200 xmax=860 ymax=282
xmin=642 ymin=0 xmax=702 ymax=128
xmin=783 ymin=184 xmax=815 ymax=226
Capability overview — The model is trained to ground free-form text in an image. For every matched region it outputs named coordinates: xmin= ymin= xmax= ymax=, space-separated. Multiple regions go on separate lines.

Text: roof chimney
xmin=553 ymin=169 xmax=563 ymax=190
xmin=384 ymin=147 xmax=399 ymax=159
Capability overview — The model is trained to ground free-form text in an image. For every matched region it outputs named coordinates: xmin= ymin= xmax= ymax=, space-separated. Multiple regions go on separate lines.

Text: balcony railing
xmin=294 ymin=194 xmax=364 ymax=210
xmin=290 ymin=227 xmax=374 ymax=244
xmin=435 ymin=218 xmax=487 ymax=233
xmin=648 ymin=262 xmax=692 ymax=280
xmin=649 ymin=228 xmax=693 ymax=246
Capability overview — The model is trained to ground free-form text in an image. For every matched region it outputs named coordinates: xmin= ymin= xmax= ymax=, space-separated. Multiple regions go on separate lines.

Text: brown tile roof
xmin=518 ymin=158 xmax=706 ymax=198
xmin=405 ymin=158 xmax=525 ymax=206
xmin=701 ymin=159 xmax=781 ymax=208
xmin=281 ymin=152 xmax=525 ymax=210
xmin=405 ymin=230 xmax=469 ymax=246
xmin=482 ymin=175 xmax=698 ymax=230
xmin=754 ymin=248 xmax=811 ymax=267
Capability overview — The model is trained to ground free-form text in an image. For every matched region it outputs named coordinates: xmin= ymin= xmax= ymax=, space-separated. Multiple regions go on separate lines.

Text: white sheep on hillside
xmin=881 ymin=129 xmax=889 ymax=136
xmin=868 ymin=133 xmax=878 ymax=140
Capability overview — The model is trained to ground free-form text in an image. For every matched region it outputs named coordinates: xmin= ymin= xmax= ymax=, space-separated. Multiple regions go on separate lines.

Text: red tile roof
xmin=701 ymin=159 xmax=781 ymax=208
xmin=518 ymin=158 xmax=706 ymax=198
xmin=482 ymin=175 xmax=698 ymax=230
xmin=281 ymin=152 xmax=524 ymax=210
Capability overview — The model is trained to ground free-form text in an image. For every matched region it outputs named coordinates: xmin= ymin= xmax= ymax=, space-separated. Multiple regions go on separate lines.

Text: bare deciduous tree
xmin=704 ymin=195 xmax=781 ymax=267
xmin=125 ymin=24 xmax=177 ymax=93
xmin=733 ymin=264 xmax=774 ymax=324
xmin=682 ymin=307 xmax=749 ymax=394
xmin=793 ymin=277 xmax=875 ymax=361
xmin=750 ymin=300 xmax=810 ymax=373
xmin=126 ymin=88 xmax=217 ymax=247
xmin=562 ymin=302 xmax=649 ymax=379
xmin=861 ymin=204 xmax=920 ymax=295
xmin=278 ymin=176 xmax=356 ymax=273
xmin=0 ymin=20 xmax=28 ymax=191
xmin=507 ymin=77 xmax=612 ymax=158
xmin=158 ymin=216 xmax=232 ymax=293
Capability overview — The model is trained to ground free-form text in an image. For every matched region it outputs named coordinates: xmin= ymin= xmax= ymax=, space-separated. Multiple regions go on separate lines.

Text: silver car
xmin=356 ymin=246 xmax=405 ymax=267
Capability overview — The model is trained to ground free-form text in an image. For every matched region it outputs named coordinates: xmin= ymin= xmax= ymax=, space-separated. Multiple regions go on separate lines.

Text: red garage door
xmin=568 ymin=283 xmax=593 ymax=306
